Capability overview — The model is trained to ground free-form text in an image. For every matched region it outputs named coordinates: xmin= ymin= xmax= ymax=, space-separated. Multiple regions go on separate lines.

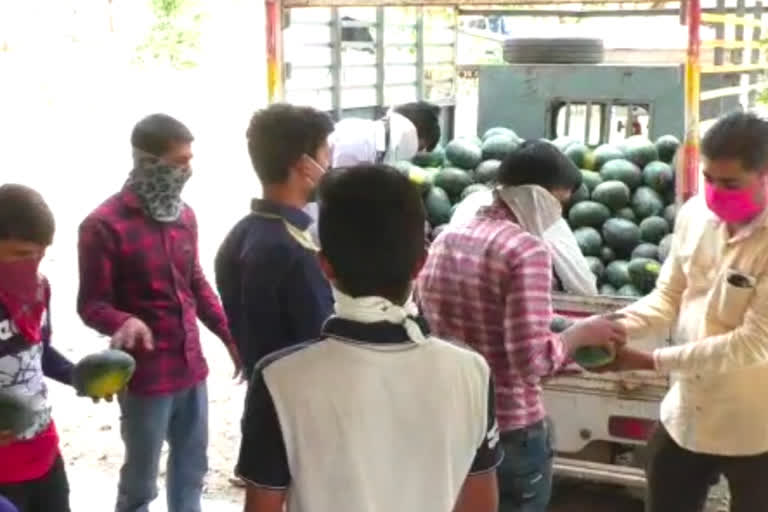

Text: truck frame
xmin=262 ymin=0 xmax=768 ymax=505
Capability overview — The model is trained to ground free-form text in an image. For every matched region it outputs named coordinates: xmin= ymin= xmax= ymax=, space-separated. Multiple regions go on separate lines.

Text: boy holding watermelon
xmin=0 ymin=184 xmax=76 ymax=512
xmin=604 ymin=111 xmax=768 ymax=511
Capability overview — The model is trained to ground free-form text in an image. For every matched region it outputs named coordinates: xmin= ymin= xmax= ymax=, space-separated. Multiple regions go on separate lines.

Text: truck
xmin=264 ymin=0 xmax=768 ymax=506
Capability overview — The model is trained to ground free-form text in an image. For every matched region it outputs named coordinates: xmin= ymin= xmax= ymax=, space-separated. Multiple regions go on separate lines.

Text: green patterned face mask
xmin=127 ymin=148 xmax=192 ymax=222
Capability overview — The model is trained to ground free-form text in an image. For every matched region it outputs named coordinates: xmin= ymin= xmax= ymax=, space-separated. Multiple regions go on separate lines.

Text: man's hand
xmin=561 ymin=313 xmax=627 ymax=355
xmin=111 ymin=317 xmax=153 ymax=351
xmin=0 ymin=430 xmax=15 ymax=447
xmin=590 ymin=346 xmax=656 ymax=373
xmin=227 ymin=343 xmax=244 ymax=382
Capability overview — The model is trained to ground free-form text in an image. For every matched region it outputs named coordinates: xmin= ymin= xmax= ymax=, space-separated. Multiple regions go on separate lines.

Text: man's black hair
xmin=497 ymin=140 xmax=583 ymax=192
xmin=702 ymin=110 xmax=768 ymax=170
xmin=0 ymin=184 xmax=55 ymax=245
xmin=247 ymin=104 xmax=335 ymax=186
xmin=318 ymin=165 xmax=425 ymax=300
xmin=393 ymin=101 xmax=442 ymax=152
xmin=131 ymin=113 xmax=194 ymax=156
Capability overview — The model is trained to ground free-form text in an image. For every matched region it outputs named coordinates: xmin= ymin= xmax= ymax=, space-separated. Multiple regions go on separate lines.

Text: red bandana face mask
xmin=0 ymin=258 xmax=46 ymax=343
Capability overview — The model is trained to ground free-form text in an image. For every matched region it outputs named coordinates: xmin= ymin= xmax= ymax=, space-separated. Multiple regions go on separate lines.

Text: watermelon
xmin=445 ymin=139 xmax=482 ymax=170
xmin=461 ymin=183 xmax=491 ymax=201
xmin=585 ymin=256 xmax=605 ymax=281
xmin=605 ymin=260 xmax=631 ymax=288
xmin=632 ymin=186 xmax=665 ymax=220
xmin=483 ymin=127 xmax=518 ymax=141
xmin=553 ymin=136 xmax=580 ymax=152
xmin=568 ymin=201 xmax=611 ymax=229
xmin=620 ymin=135 xmax=659 ymax=169
xmin=550 ymin=315 xmax=573 ymax=333
xmin=475 ymin=159 xmax=501 ymax=184
xmin=573 ymin=227 xmax=603 ymax=257
xmin=573 ymin=346 xmax=615 ymax=369
xmin=592 ymin=180 xmax=631 ymax=211
xmin=614 ymin=207 xmax=637 ymax=223
xmin=600 ymin=246 xmax=616 ymax=264
xmin=592 ymin=144 xmax=625 ymax=171
xmin=404 ymin=165 xmax=435 ymax=193
xmin=658 ymin=234 xmax=673 ymax=263
xmin=434 ymin=167 xmax=474 ymax=200
xmin=631 ymin=242 xmax=659 ymax=260
xmin=617 ymin=284 xmax=643 ymax=297
xmin=482 ymin=135 xmax=520 ymax=161
xmin=567 ymin=184 xmax=590 ymax=210
xmin=0 ymin=389 xmax=36 ymax=435
xmin=72 ymin=349 xmax=136 ymax=399
xmin=643 ymin=161 xmax=674 ymax=194
xmin=424 ymin=187 xmax=452 ymax=226
xmin=599 ymin=283 xmax=618 ymax=295
xmin=581 ymin=170 xmax=603 ymax=192
xmin=628 ymin=257 xmax=662 ymax=293
xmin=655 ymin=134 xmax=681 ymax=164
xmin=600 ymin=159 xmax=643 ymax=190
xmin=603 ymin=218 xmax=641 ymax=256
xmin=412 ymin=145 xmax=445 ymax=167
xmin=564 ymin=143 xmax=589 ymax=168
xmin=663 ymin=204 xmax=677 ymax=227
xmin=639 ymin=216 xmax=670 ymax=244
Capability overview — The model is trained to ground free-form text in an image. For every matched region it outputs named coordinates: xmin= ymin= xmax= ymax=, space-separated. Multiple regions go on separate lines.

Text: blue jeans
xmin=497 ymin=419 xmax=554 ymax=512
xmin=115 ymin=382 xmax=208 ymax=512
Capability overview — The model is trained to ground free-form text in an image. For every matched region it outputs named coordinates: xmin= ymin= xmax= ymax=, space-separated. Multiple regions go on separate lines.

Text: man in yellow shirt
xmin=606 ymin=111 xmax=768 ymax=512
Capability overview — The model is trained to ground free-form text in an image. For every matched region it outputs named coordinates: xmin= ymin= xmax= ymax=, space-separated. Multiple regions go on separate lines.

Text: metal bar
xmin=330 ymin=7 xmax=342 ymax=119
xmin=700 ymin=81 xmax=768 ymax=100
xmin=734 ymin=0 xmax=746 ymax=66
xmin=701 ymin=12 xmax=768 ymax=28
xmin=585 ymin=101 xmax=593 ymax=144
xmin=285 ymin=0 xmax=684 ymax=7
xmin=703 ymin=39 xmax=766 ymax=48
xmin=682 ymin=0 xmax=701 ymax=204
xmin=701 ymin=63 xmax=767 ymax=72
xmin=456 ymin=6 xmax=768 ymax=18
xmin=416 ymin=6 xmax=425 ymax=100
xmin=376 ymin=6 xmax=385 ymax=111
xmin=714 ymin=0 xmax=725 ymax=65
xmin=752 ymin=0 xmax=763 ymax=106
xmin=553 ymin=458 xmax=646 ymax=489
xmin=602 ymin=101 xmax=613 ymax=144
xmin=267 ymin=0 xmax=286 ymax=103
xmin=627 ymin=104 xmax=635 ymax=138
xmin=564 ymin=102 xmax=571 ymax=136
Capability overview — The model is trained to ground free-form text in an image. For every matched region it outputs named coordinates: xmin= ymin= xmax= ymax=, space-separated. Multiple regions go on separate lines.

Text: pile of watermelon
xmin=406 ymin=127 xmax=682 ymax=299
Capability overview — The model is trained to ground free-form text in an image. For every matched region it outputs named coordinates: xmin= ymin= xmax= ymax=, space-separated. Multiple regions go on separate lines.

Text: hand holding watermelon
xmin=560 ymin=313 xmax=627 ymax=362
xmin=111 ymin=317 xmax=154 ymax=351
xmin=73 ymin=349 xmax=136 ymax=402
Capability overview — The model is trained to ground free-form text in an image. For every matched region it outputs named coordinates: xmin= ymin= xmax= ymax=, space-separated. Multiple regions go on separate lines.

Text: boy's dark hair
xmin=247 ymin=104 xmax=335 ymax=186
xmin=393 ymin=101 xmax=442 ymax=151
xmin=498 ymin=140 xmax=583 ymax=192
xmin=318 ymin=165 xmax=425 ymax=299
xmin=702 ymin=111 xmax=768 ymax=171
xmin=131 ymin=114 xmax=194 ymax=156
xmin=0 ymin=184 xmax=55 ymax=245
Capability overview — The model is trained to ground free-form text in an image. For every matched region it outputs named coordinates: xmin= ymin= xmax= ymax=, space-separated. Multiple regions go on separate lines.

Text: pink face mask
xmin=705 ymin=179 xmax=766 ymax=224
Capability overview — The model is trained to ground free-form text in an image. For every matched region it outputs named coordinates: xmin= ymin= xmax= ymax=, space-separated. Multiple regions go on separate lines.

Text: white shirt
xmin=620 ymin=196 xmax=768 ymax=455
xmin=451 ymin=186 xmax=598 ymax=296
xmin=329 ymin=112 xmax=419 ymax=167
xmin=235 ymin=294 xmax=502 ymax=512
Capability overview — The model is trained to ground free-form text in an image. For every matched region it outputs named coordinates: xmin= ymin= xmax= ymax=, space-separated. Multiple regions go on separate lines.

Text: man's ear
xmin=317 ymin=251 xmax=336 ymax=282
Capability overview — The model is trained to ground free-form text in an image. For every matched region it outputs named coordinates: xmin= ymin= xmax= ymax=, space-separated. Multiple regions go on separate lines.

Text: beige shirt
xmin=620 ymin=195 xmax=768 ymax=456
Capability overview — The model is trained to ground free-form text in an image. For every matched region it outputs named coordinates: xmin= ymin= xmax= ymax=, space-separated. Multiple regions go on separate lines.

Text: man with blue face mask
xmin=77 ymin=113 xmax=242 ymax=512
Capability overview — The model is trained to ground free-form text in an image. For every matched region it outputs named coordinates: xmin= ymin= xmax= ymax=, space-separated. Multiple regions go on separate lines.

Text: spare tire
xmin=502 ymin=38 xmax=604 ymax=64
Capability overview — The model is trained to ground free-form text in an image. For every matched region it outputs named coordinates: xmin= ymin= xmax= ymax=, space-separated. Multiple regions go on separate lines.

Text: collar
xmin=477 ymin=196 xmax=519 ymax=223
xmin=251 ymin=199 xmax=311 ymax=231
xmin=322 ymin=316 xmax=430 ymax=345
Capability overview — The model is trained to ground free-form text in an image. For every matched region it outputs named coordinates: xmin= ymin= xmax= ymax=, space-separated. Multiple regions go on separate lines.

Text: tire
xmin=502 ymin=38 xmax=605 ymax=64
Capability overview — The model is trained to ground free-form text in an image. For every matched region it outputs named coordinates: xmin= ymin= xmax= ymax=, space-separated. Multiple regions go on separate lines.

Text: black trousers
xmin=0 ymin=455 xmax=70 ymax=512
xmin=646 ymin=424 xmax=768 ymax=512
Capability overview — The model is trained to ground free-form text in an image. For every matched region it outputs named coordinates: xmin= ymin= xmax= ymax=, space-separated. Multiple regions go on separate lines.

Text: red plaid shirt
xmin=416 ymin=200 xmax=566 ymax=432
xmin=77 ymin=188 xmax=235 ymax=395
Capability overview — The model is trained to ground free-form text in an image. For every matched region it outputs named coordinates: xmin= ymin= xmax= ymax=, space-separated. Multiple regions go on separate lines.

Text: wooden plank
xmin=701 ymin=12 xmax=768 ymax=28
xmin=700 ymin=81 xmax=768 ymax=100
xmin=701 ymin=63 xmax=767 ymax=72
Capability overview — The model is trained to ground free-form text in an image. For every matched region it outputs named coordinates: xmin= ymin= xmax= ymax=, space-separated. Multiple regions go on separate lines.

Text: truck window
xmin=553 ymin=101 xmax=651 ymax=145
